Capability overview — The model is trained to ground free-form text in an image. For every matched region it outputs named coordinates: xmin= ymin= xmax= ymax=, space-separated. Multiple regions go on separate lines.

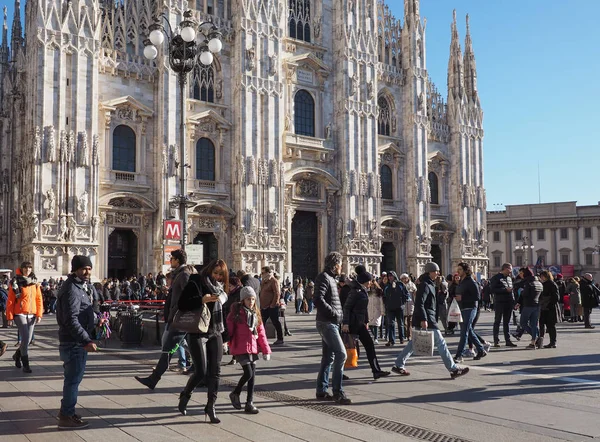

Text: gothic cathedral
xmin=0 ymin=0 xmax=488 ymax=280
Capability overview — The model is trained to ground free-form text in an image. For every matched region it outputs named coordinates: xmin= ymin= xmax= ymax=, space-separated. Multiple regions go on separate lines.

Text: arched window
xmin=378 ymin=96 xmax=392 ymax=136
xmin=191 ymin=64 xmax=214 ymax=102
xmin=289 ymin=0 xmax=311 ymax=43
xmin=294 ymin=90 xmax=315 ymax=137
xmin=112 ymin=125 xmax=136 ymax=172
xmin=196 ymin=138 xmax=215 ymax=181
xmin=428 ymin=171 xmax=439 ymax=204
xmin=380 ymin=165 xmax=393 ymax=200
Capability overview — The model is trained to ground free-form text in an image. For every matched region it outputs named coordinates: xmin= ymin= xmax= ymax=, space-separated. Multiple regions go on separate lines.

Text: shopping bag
xmin=341 ymin=331 xmax=356 ymax=350
xmin=412 ymin=328 xmax=434 ymax=356
xmin=448 ymin=299 xmax=462 ymax=323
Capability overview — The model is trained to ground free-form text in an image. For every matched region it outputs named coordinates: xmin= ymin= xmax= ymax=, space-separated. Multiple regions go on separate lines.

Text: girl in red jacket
xmin=226 ymin=286 xmax=271 ymax=414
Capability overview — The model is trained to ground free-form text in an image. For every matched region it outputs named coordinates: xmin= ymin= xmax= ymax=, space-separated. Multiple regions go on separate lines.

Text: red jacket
xmin=226 ymin=305 xmax=271 ymax=356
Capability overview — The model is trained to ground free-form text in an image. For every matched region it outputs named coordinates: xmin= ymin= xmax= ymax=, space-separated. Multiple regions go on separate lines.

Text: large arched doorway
xmin=107 ymin=229 xmax=138 ymax=279
xmin=292 ymin=211 xmax=318 ymax=281
xmin=381 ymin=242 xmax=397 ymax=273
xmin=431 ymin=244 xmax=443 ymax=273
xmin=192 ymin=232 xmax=219 ymax=271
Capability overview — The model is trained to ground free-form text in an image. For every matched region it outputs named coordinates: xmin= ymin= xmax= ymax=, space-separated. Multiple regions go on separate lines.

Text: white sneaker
xmin=374 ymin=339 xmax=379 ymax=344
xmin=483 ymin=342 xmax=492 ymax=353
xmin=462 ymin=348 xmax=476 ymax=358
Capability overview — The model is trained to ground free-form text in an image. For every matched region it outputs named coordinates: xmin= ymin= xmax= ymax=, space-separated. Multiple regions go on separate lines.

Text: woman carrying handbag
xmin=176 ymin=259 xmax=229 ymax=423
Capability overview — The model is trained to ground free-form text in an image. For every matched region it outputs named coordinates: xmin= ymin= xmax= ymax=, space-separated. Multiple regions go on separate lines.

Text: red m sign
xmin=164 ymin=220 xmax=182 ymax=240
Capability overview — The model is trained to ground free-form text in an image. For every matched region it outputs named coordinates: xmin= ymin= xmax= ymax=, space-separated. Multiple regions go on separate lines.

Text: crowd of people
xmin=0 ymin=252 xmax=598 ymax=431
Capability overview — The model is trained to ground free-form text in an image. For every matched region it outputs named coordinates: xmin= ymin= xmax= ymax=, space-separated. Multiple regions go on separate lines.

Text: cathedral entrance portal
xmin=192 ymin=232 xmax=219 ymax=271
xmin=291 ymin=211 xmax=319 ymax=281
xmin=381 ymin=242 xmax=397 ymax=273
xmin=107 ymin=229 xmax=138 ymax=279
xmin=431 ymin=244 xmax=443 ymax=273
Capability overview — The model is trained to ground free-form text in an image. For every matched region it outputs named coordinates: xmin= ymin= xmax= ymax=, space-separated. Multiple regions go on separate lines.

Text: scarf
xmin=204 ymin=276 xmax=227 ymax=334
xmin=12 ymin=275 xmax=37 ymax=298
xmin=243 ymin=306 xmax=258 ymax=337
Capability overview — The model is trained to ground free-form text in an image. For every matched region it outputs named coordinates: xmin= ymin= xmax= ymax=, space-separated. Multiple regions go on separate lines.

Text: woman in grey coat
xmin=566 ymin=277 xmax=582 ymax=322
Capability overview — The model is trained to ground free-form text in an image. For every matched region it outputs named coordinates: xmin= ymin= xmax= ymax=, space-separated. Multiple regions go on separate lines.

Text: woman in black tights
xmin=177 ymin=259 xmax=229 ymax=423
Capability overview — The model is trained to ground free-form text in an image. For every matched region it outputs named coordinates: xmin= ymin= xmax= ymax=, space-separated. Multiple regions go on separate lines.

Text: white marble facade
xmin=0 ymin=0 xmax=488 ymax=280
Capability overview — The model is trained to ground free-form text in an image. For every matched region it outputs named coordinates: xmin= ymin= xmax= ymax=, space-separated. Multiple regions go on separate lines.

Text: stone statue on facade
xmin=67 ymin=216 xmax=77 ymax=242
xmin=325 ymin=122 xmax=332 ymax=139
xmin=45 ymin=187 xmax=56 ymax=220
xmin=78 ymin=131 xmax=89 ymax=167
xmin=59 ymin=215 xmax=68 ymax=241
xmin=91 ymin=215 xmax=99 ymax=242
xmin=246 ymin=47 xmax=255 ymax=71
xmin=269 ymin=54 xmax=278 ymax=77
xmin=78 ymin=191 xmax=89 ymax=223
xmin=45 ymin=126 xmax=56 ymax=163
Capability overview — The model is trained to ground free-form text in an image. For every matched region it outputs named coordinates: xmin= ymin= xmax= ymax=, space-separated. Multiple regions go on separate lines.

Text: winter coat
xmin=259 ymin=277 xmax=280 ymax=309
xmin=566 ymin=282 xmax=581 ymax=305
xmin=6 ymin=269 xmax=43 ymax=320
xmin=0 ymin=287 xmax=7 ymax=312
xmin=226 ymin=304 xmax=271 ymax=356
xmin=367 ymin=291 xmax=385 ymax=327
xmin=412 ymin=273 xmax=439 ymax=330
xmin=580 ymin=278 xmax=600 ymax=309
xmin=520 ymin=276 xmax=543 ymax=307
xmin=342 ymin=280 xmax=370 ymax=334
xmin=179 ymin=273 xmax=227 ymax=338
xmin=339 ymin=283 xmax=351 ymax=307
xmin=383 ymin=272 xmax=409 ymax=311
xmin=455 ymin=276 xmax=480 ymax=309
xmin=314 ymin=269 xmax=343 ymax=324
xmin=56 ymin=274 xmax=98 ymax=345
xmin=489 ymin=272 xmax=514 ymax=300
xmin=167 ymin=265 xmax=195 ymax=324
xmin=540 ymin=279 xmax=561 ymax=324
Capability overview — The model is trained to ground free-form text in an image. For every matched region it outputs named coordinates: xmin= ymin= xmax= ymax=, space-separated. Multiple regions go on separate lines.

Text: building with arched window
xmin=0 ymin=0 xmax=487 ymax=279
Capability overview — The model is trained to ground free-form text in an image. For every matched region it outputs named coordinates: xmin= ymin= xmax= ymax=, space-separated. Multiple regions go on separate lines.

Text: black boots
xmin=13 ymin=349 xmax=21 ymax=368
xmin=229 ymin=391 xmax=242 ymax=410
xmin=21 ymin=355 xmax=32 ymax=373
xmin=178 ymin=391 xmax=192 ymax=415
xmin=204 ymin=394 xmax=220 ymax=424
xmin=244 ymin=402 xmax=259 ymax=414
xmin=134 ymin=371 xmax=160 ymax=390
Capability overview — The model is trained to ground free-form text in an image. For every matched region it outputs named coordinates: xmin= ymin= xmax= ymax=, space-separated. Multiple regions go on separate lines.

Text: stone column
xmin=550 ymin=228 xmax=557 ymax=265
xmin=573 ymin=227 xmax=580 ymax=266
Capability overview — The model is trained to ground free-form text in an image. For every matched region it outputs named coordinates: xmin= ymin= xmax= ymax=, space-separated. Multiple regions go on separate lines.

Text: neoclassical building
xmin=0 ymin=0 xmax=488 ymax=280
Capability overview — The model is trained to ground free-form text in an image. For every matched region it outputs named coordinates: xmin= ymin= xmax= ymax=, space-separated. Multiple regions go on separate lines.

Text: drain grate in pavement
xmin=221 ymin=379 xmax=473 ymax=442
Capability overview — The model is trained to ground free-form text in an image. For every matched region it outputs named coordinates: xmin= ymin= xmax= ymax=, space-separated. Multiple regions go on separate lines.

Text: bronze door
xmin=292 ymin=211 xmax=319 ymax=281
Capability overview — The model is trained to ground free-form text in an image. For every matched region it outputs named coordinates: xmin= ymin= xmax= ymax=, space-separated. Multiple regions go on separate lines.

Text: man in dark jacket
xmin=135 ymin=249 xmax=193 ymax=389
xmin=383 ymin=271 xmax=408 ymax=346
xmin=314 ymin=252 xmax=351 ymax=405
xmin=391 ymin=262 xmax=469 ymax=379
xmin=454 ymin=262 xmax=486 ymax=362
xmin=580 ymin=273 xmax=600 ymax=329
xmin=490 ymin=263 xmax=517 ymax=347
xmin=56 ymin=255 xmax=104 ymax=430
xmin=513 ymin=268 xmax=543 ymax=348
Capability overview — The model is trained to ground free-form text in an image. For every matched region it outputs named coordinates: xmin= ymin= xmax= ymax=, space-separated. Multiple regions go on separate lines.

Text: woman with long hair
xmin=6 ymin=261 xmax=43 ymax=373
xmin=538 ymin=271 xmax=560 ymax=348
xmin=177 ymin=259 xmax=229 ymax=423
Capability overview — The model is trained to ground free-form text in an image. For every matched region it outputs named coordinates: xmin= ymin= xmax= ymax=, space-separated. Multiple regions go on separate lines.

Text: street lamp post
xmin=515 ymin=236 xmax=535 ymax=266
xmin=144 ymin=10 xmax=222 ymax=250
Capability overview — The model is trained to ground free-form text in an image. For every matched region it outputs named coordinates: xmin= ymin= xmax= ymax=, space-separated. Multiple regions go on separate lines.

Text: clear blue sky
xmin=388 ymin=0 xmax=600 ymax=208
xmin=3 ymin=0 xmax=599 ymax=207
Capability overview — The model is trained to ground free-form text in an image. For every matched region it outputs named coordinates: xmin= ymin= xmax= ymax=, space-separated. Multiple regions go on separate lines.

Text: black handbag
xmin=172 ymin=281 xmax=211 ymax=333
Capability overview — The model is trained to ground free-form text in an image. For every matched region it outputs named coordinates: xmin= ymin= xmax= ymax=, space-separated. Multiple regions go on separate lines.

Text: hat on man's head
xmin=423 ymin=262 xmax=440 ymax=273
xmin=240 ymin=286 xmax=257 ymax=302
xmin=355 ymin=265 xmax=374 ymax=284
xmin=71 ymin=255 xmax=93 ymax=272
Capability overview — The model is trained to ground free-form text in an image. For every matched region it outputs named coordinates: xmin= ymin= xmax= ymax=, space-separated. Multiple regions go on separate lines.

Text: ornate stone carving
xmin=33 ymin=127 xmax=41 ymax=162
xmin=67 ymin=216 xmax=77 ymax=242
xmin=215 ymin=79 xmax=223 ymax=99
xmin=59 ymin=130 xmax=68 ymax=163
xmin=359 ymin=173 xmax=368 ymax=196
xmin=117 ymin=107 xmax=134 ymax=120
xmin=349 ymin=171 xmax=358 ymax=196
xmin=67 ymin=131 xmax=75 ymax=163
xmin=257 ymin=158 xmax=268 ymax=185
xmin=77 ymin=191 xmax=89 ymax=223
xmin=59 ymin=215 xmax=68 ymax=241
xmin=45 ymin=187 xmax=56 ymax=220
xmin=342 ymin=171 xmax=350 ymax=195
xmin=108 ymin=197 xmax=142 ymax=209
xmin=247 ymin=156 xmax=257 ymax=185
xmin=92 ymin=134 xmax=99 ymax=166
xmin=269 ymin=210 xmax=279 ymax=234
xmin=269 ymin=159 xmax=279 ymax=187
xmin=246 ymin=47 xmax=255 ymax=71
xmin=45 ymin=125 xmax=56 ymax=163
xmin=367 ymin=81 xmax=374 ymax=100
xmin=349 ymin=73 xmax=358 ymax=97
xmin=295 ymin=179 xmax=320 ymax=198
xmin=325 ymin=122 xmax=332 ymax=139
xmin=269 ymin=53 xmax=277 ymax=77
xmin=91 ymin=215 xmax=99 ymax=242
xmin=78 ymin=131 xmax=89 ymax=167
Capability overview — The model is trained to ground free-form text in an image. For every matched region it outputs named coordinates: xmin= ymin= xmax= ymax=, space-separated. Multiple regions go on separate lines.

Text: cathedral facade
xmin=0 ymin=0 xmax=488 ymax=280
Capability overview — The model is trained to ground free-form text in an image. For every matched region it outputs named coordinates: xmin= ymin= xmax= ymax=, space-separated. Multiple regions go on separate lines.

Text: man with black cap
xmin=391 ymin=262 xmax=469 ymax=379
xmin=56 ymin=255 xmax=103 ymax=430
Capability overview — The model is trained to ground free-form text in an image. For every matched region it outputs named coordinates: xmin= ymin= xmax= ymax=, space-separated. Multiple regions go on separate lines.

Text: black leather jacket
xmin=342 ymin=280 xmax=369 ymax=334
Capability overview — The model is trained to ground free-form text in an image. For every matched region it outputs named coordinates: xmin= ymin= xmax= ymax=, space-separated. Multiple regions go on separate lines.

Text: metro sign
xmin=164 ymin=220 xmax=183 ymax=240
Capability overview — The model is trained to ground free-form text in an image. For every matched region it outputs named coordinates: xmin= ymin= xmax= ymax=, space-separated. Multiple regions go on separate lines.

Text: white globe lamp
xmin=180 ymin=26 xmax=196 ymax=43
xmin=143 ymin=45 xmax=158 ymax=60
xmin=208 ymin=37 xmax=222 ymax=54
xmin=200 ymin=51 xmax=214 ymax=66
xmin=149 ymin=29 xmax=164 ymax=46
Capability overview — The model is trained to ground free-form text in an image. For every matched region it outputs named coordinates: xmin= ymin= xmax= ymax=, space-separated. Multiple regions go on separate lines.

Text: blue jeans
xmin=455 ymin=307 xmax=484 ymax=357
xmin=59 ymin=342 xmax=88 ymax=416
xmin=520 ymin=306 xmax=540 ymax=340
xmin=307 ymin=299 xmax=314 ymax=313
xmin=316 ymin=321 xmax=347 ymax=395
xmin=387 ymin=308 xmax=405 ymax=343
xmin=395 ymin=329 xmax=457 ymax=372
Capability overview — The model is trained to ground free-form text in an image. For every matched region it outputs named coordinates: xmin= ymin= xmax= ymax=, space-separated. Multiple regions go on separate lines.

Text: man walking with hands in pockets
xmin=56 ymin=255 xmax=105 ymax=430
xmin=391 ymin=262 xmax=470 ymax=379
